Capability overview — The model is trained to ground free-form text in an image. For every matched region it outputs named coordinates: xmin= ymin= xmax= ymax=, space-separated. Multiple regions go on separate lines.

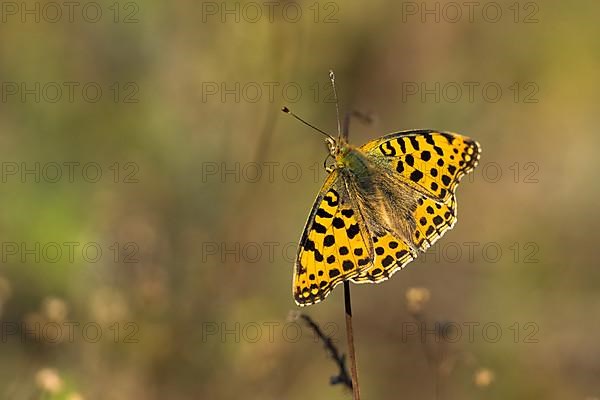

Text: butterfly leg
xmin=323 ymin=154 xmax=336 ymax=173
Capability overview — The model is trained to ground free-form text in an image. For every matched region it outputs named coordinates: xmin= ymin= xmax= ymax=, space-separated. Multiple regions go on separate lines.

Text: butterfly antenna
xmin=329 ymin=70 xmax=343 ymax=142
xmin=281 ymin=106 xmax=335 ymax=142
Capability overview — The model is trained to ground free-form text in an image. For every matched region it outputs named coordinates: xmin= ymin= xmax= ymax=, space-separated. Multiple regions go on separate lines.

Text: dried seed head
xmin=474 ymin=368 xmax=495 ymax=388
xmin=405 ymin=287 xmax=431 ymax=313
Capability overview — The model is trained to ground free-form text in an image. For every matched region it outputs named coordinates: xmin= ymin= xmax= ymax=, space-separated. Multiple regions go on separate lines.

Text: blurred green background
xmin=0 ymin=0 xmax=599 ymax=399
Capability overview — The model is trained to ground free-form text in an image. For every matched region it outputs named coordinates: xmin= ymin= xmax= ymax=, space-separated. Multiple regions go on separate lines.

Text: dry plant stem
xmin=341 ymin=110 xmax=360 ymax=399
xmin=344 ymin=281 xmax=360 ymax=400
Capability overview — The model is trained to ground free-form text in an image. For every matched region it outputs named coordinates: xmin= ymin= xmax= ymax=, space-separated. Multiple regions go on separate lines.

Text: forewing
xmin=293 ymin=170 xmax=373 ymax=306
xmin=360 ymin=130 xmax=480 ymax=202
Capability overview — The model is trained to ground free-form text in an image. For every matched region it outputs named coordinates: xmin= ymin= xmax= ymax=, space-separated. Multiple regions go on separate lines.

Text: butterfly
xmin=287 ymin=107 xmax=480 ymax=307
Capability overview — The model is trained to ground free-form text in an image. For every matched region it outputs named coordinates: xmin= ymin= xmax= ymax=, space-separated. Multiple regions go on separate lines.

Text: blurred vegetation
xmin=0 ymin=0 xmax=599 ymax=399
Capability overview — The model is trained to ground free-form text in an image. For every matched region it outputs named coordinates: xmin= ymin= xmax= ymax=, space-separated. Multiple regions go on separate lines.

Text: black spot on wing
xmin=332 ymin=217 xmax=344 ymax=229
xmin=341 ymin=209 xmax=354 ymax=218
xmin=424 ymin=134 xmax=435 ymax=145
xmin=323 ymin=235 xmax=335 ymax=247
xmin=381 ymin=255 xmax=394 ymax=267
xmin=346 ymin=223 xmax=360 ymax=239
xmin=304 ymin=239 xmax=315 ymax=251
xmin=410 ymin=170 xmax=424 ymax=182
xmin=380 ymin=141 xmax=397 ymax=156
xmin=313 ymin=222 xmax=327 ymax=234
xmin=297 ymin=264 xmax=306 ymax=274
xmin=396 ymin=250 xmax=408 ymax=258
xmin=323 ymin=190 xmax=339 ymax=206
xmin=397 ymin=138 xmax=406 ymax=153
xmin=316 ymin=208 xmax=333 ymax=218
xmin=342 ymin=260 xmax=354 ymax=271
xmin=314 ymin=250 xmax=324 ymax=262
xmin=396 ymin=161 xmax=404 ymax=173
xmin=358 ymin=257 xmax=370 ymax=266
xmin=409 ymin=136 xmax=420 ymax=151
xmin=441 ymin=133 xmax=455 ymax=143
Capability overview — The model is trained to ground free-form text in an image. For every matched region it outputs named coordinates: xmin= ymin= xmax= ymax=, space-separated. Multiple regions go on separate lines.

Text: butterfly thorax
xmin=335 ymin=144 xmax=371 ymax=175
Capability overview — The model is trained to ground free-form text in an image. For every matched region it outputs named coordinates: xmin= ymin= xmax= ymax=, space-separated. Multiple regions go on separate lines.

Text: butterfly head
xmin=325 ymin=136 xmax=337 ymax=156
xmin=323 ymin=136 xmax=356 ymax=172
xmin=324 ymin=138 xmax=363 ymax=174
xmin=326 ymin=134 xmax=353 ymax=155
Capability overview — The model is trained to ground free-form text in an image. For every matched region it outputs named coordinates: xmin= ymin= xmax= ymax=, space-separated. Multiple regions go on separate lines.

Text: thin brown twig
xmin=298 ymin=314 xmax=352 ymax=389
xmin=344 ymin=281 xmax=360 ymax=400
xmin=342 ymin=108 xmax=360 ymax=400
